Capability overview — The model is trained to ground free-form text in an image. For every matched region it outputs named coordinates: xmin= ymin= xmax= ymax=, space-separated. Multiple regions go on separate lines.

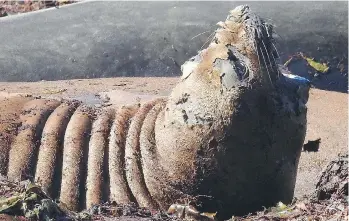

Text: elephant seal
xmin=0 ymin=5 xmax=309 ymax=220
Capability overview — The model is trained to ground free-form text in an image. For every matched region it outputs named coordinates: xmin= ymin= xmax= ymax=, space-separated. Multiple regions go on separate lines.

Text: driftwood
xmin=314 ymin=154 xmax=348 ymax=200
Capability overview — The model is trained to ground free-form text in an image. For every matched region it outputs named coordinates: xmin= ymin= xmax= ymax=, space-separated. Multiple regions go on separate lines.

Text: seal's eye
xmin=214 ymin=47 xmax=250 ymax=89
xmin=215 ymin=59 xmax=247 ymax=89
xmin=227 ymin=50 xmax=238 ymax=61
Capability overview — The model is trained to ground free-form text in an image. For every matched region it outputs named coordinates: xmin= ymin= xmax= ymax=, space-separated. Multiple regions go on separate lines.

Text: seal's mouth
xmin=181 ymin=5 xmax=280 ymax=89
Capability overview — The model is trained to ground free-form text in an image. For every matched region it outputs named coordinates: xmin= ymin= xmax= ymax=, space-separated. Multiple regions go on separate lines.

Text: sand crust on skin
xmin=0 ymin=77 xmax=347 ymax=198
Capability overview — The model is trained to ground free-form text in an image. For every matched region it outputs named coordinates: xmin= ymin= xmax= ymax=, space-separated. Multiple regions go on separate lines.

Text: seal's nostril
xmin=227 ymin=50 xmax=237 ymax=61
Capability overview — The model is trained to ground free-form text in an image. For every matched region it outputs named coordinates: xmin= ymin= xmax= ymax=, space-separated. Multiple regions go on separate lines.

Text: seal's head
xmin=181 ymin=5 xmax=280 ymax=90
xmin=155 ymin=5 xmax=309 ymax=219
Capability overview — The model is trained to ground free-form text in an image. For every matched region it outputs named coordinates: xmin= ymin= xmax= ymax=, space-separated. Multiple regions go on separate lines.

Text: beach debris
xmin=303 ymin=138 xmax=321 ymax=152
xmin=43 ymin=88 xmax=67 ymax=94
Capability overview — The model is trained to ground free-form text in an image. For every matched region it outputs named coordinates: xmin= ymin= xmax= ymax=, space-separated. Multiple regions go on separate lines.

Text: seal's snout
xmin=228 ymin=5 xmax=250 ymax=21
xmin=180 ymin=5 xmax=280 ymax=90
xmin=218 ymin=5 xmax=280 ymax=87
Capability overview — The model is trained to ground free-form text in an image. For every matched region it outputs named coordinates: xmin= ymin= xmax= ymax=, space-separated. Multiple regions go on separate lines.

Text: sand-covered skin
xmin=124 ymin=99 xmax=163 ymax=210
xmin=85 ymin=108 xmax=114 ymax=209
xmin=59 ymin=105 xmax=94 ymax=211
xmin=7 ymin=99 xmax=61 ymax=181
xmin=34 ymin=101 xmax=79 ymax=197
xmin=0 ymin=77 xmax=346 ymax=199
xmin=108 ymin=105 xmax=139 ymax=205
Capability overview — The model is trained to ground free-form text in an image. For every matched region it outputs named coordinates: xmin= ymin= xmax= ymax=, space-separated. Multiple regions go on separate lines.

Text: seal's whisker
xmin=265 ymin=18 xmax=277 ymax=26
xmin=269 ymin=44 xmax=277 ymax=62
xmin=261 ymin=39 xmax=274 ymax=76
xmin=271 ymin=42 xmax=280 ymax=59
xmin=201 ymin=30 xmax=216 ymax=50
xmin=254 ymin=40 xmax=262 ymax=82
xmin=270 ymin=50 xmax=281 ymax=78
xmin=209 ymin=31 xmax=217 ymax=45
xmin=259 ymin=40 xmax=273 ymax=86
xmin=191 ymin=31 xmax=210 ymax=40
xmin=269 ymin=44 xmax=281 ymax=77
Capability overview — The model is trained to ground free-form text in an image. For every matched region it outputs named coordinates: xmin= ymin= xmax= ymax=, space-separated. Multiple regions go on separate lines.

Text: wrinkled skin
xmin=0 ymin=5 xmax=309 ymax=220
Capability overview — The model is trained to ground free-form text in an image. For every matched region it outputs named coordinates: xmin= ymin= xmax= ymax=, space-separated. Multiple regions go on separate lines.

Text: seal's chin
xmin=181 ymin=5 xmax=280 ymax=89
